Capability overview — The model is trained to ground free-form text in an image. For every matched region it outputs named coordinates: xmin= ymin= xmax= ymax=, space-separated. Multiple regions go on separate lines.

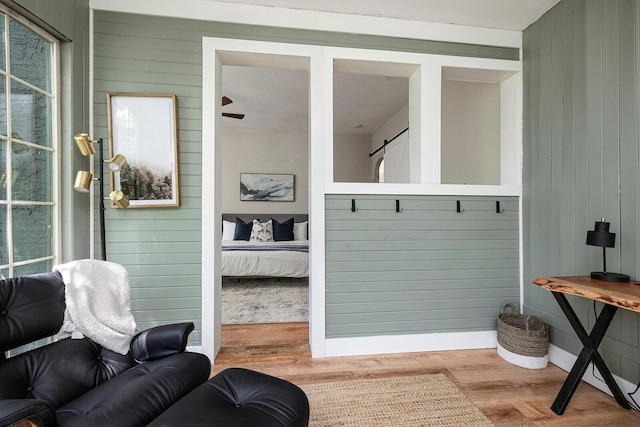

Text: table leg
xmin=551 ymin=291 xmax=631 ymax=415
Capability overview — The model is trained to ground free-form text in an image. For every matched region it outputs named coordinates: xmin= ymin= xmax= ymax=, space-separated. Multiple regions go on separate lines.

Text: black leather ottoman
xmin=147 ymin=367 xmax=310 ymax=427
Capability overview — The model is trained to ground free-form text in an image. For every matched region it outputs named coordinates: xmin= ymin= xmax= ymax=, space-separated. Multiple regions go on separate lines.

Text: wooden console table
xmin=532 ymin=276 xmax=640 ymax=415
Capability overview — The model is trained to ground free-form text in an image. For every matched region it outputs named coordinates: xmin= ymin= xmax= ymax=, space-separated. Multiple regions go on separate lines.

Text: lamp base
xmin=591 ymin=271 xmax=630 ymax=282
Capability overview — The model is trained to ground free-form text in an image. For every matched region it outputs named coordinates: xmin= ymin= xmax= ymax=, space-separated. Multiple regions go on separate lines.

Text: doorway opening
xmin=217 ymin=56 xmax=311 ymax=360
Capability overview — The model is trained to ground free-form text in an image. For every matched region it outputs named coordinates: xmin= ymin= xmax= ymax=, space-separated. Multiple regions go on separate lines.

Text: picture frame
xmin=240 ymin=173 xmax=295 ymax=201
xmin=107 ymin=93 xmax=180 ymax=208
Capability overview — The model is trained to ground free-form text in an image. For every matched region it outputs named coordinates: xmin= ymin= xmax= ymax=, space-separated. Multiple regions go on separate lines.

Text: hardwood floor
xmin=215 ymin=322 xmax=640 ymax=426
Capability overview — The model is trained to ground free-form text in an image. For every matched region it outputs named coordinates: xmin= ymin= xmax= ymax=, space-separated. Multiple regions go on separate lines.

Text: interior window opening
xmin=332 ymin=59 xmax=411 ymax=184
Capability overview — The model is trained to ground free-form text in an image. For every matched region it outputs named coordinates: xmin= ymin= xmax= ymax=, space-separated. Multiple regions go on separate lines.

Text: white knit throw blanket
xmin=54 ymin=259 xmax=137 ymax=355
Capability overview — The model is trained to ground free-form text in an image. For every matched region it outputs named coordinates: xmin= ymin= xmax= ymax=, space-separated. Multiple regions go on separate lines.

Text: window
xmin=0 ymin=9 xmax=58 ymax=279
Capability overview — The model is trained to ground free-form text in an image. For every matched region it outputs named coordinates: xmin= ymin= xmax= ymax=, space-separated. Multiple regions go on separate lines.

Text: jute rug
xmin=300 ymin=374 xmax=494 ymax=427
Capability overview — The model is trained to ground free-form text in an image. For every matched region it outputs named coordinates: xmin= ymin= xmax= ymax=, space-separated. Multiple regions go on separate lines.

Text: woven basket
xmin=497 ymin=302 xmax=549 ymax=369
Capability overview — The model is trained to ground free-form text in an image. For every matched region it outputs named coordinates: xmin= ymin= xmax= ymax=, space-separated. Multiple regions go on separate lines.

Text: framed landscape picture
xmin=107 ymin=93 xmax=180 ymax=207
xmin=240 ymin=173 xmax=294 ymax=201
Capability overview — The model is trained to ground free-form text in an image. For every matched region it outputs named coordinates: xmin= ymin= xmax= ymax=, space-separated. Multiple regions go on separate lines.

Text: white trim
xmin=326 ymin=183 xmax=522 ymax=197
xmin=549 ymin=343 xmax=640 ymax=408
xmin=201 ymin=37 xmax=325 ymax=361
xmin=89 ymin=0 xmax=522 ymax=49
xmin=325 ymin=330 xmax=497 ymax=357
xmin=200 ymin=37 xmax=218 ymax=362
xmin=308 ymin=48 xmax=330 ymax=357
xmin=186 ymin=345 xmax=203 ymax=354
xmin=200 ymin=37 xmax=522 ymax=360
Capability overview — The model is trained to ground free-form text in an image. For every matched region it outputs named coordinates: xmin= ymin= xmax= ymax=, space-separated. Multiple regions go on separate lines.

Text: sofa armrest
xmin=0 ymin=399 xmax=56 ymax=427
xmin=130 ymin=322 xmax=194 ymax=362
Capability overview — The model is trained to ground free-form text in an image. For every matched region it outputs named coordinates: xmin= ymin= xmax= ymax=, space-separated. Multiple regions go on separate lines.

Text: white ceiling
xmin=220 ymin=0 xmax=561 ymax=134
xmin=216 ymin=0 xmax=561 ymax=31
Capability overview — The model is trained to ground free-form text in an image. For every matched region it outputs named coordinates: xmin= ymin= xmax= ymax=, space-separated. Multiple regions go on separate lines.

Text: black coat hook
xmin=456 ymin=200 xmax=464 ymax=213
xmin=396 ymin=199 xmax=403 ymax=213
xmin=351 ymin=199 xmax=358 ymax=212
xmin=496 ymin=201 xmax=505 ymax=213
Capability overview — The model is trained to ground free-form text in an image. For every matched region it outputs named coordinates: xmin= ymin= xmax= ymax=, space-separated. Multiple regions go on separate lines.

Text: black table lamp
xmin=586 ymin=219 xmax=629 ymax=282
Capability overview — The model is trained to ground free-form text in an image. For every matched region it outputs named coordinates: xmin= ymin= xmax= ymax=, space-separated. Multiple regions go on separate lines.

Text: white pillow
xmin=293 ymin=221 xmax=308 ymax=241
xmin=222 ymin=220 xmax=235 ymax=241
xmin=250 ymin=219 xmax=273 ymax=242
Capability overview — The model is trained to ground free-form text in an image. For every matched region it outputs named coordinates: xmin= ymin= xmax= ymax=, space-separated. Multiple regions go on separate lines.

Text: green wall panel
xmin=325 ymin=195 xmax=520 ymax=338
xmin=523 ymin=0 xmax=640 ymax=384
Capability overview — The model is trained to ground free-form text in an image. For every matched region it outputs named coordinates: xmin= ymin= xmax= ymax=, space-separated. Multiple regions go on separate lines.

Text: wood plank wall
xmin=523 ymin=0 xmax=640 ymax=384
xmin=325 ymin=195 xmax=520 ymax=338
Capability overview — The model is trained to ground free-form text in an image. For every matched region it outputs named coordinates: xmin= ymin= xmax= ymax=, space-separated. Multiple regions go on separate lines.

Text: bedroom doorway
xmin=218 ymin=58 xmax=310 ymax=348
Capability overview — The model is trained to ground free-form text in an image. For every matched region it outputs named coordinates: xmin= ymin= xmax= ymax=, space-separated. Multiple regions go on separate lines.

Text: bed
xmin=221 ymin=214 xmax=309 ymax=278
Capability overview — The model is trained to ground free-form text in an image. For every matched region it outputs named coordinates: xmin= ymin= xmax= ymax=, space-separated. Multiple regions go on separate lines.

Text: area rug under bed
xmin=222 ymin=278 xmax=309 ymax=324
xmin=300 ymin=373 xmax=494 ymax=427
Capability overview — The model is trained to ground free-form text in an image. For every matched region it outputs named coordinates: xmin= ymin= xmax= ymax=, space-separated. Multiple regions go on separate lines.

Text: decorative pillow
xmin=233 ymin=217 xmax=253 ymax=241
xmin=272 ymin=217 xmax=294 ymax=241
xmin=250 ymin=219 xmax=273 ymax=242
xmin=293 ymin=221 xmax=308 ymax=241
xmin=222 ymin=220 xmax=236 ymax=241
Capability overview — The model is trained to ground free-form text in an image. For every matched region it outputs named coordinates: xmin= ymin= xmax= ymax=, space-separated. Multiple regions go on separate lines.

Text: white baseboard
xmin=548 ymin=343 xmax=640 ymax=409
xmin=187 ymin=345 xmax=203 ymax=354
xmin=325 ymin=330 xmax=497 ymax=357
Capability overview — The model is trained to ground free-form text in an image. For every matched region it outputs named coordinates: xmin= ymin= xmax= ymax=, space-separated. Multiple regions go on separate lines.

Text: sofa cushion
xmin=0 ymin=271 xmax=65 ymax=352
xmin=0 ymin=337 xmax=135 ymax=408
xmin=56 ymin=352 xmax=210 ymax=427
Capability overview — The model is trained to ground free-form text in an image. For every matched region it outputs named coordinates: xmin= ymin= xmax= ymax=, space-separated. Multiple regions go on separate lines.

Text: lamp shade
xmin=74 ymin=133 xmax=96 ymax=156
xmin=109 ymin=190 xmax=130 ymax=208
xmin=73 ymin=171 xmax=93 ymax=193
xmin=105 ymin=154 xmax=127 ymax=172
xmin=586 ymin=219 xmax=615 ymax=248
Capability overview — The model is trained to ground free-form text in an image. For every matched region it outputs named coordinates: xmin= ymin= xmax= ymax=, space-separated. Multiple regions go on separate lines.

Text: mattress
xmin=221 ymin=240 xmax=309 ymax=278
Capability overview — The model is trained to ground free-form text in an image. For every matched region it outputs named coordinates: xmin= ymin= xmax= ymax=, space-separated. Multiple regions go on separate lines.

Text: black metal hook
xmin=456 ymin=200 xmax=464 ymax=213
xmin=351 ymin=199 xmax=358 ymax=212
xmin=396 ymin=199 xmax=403 ymax=213
xmin=496 ymin=201 xmax=505 ymax=213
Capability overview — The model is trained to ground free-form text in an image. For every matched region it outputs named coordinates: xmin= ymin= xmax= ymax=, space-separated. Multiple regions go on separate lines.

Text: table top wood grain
xmin=532 ymin=276 xmax=640 ymax=314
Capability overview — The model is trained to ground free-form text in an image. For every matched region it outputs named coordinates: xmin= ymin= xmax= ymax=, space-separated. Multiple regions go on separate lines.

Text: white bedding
xmin=221 ymin=240 xmax=309 ymax=278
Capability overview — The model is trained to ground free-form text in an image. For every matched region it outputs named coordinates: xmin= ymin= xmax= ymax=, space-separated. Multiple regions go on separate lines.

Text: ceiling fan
xmin=222 ymin=96 xmax=245 ymax=119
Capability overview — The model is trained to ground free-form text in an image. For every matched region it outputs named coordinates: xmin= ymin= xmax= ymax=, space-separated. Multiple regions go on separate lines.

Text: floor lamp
xmin=73 ymin=133 xmax=129 ymax=260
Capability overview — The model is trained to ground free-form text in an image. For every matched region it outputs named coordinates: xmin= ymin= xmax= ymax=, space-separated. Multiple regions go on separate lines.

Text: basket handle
xmin=500 ymin=301 xmax=519 ymax=315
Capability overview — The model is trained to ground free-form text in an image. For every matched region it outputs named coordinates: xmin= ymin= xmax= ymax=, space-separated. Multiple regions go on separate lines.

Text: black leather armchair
xmin=0 ymin=271 xmax=211 ymax=427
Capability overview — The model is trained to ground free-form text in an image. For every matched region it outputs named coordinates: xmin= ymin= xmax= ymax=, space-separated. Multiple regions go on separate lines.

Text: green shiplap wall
xmin=8 ymin=0 xmax=81 ymax=38
xmin=325 ymin=195 xmax=520 ymax=338
xmin=523 ymin=0 xmax=640 ymax=384
xmin=92 ymin=10 xmax=518 ymax=346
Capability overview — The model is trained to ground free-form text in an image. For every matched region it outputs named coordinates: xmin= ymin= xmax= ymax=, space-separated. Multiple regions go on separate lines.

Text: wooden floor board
xmin=214 ymin=322 xmax=640 ymax=426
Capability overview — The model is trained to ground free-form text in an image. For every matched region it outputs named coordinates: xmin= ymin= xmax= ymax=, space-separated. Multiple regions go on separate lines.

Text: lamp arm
xmin=602 ymin=246 xmax=607 ymax=273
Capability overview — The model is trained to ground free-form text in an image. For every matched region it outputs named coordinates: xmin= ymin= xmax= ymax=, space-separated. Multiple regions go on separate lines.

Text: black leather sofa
xmin=0 ymin=269 xmax=310 ymax=427
xmin=0 ymin=270 xmax=211 ymax=427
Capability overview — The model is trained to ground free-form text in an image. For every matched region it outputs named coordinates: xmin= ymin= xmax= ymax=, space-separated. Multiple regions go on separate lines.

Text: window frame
xmin=0 ymin=5 xmax=60 ymax=278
